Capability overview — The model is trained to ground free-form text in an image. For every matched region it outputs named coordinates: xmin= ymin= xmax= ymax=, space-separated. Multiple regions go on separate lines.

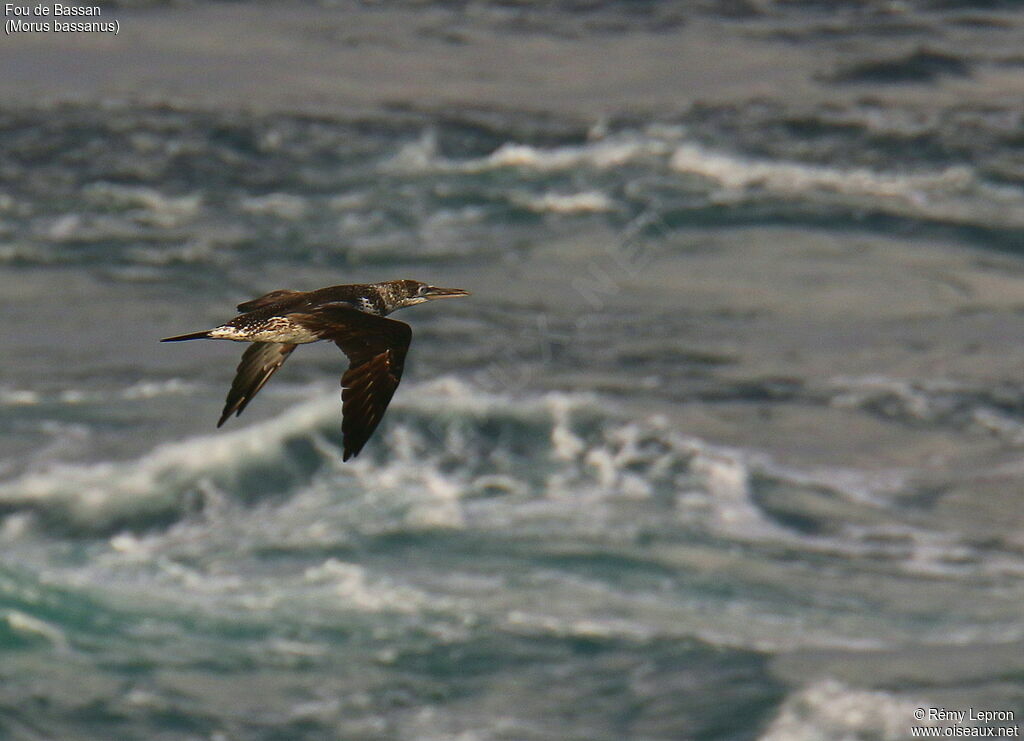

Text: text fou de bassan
xmin=5 ymin=4 xmax=118 ymax=34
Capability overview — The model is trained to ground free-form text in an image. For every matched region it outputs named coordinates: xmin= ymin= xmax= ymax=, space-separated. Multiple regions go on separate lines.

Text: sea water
xmin=2 ymin=2 xmax=1024 ymax=739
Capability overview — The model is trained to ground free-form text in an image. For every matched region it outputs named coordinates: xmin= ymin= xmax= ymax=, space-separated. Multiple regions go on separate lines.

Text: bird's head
xmin=386 ymin=279 xmax=471 ymax=311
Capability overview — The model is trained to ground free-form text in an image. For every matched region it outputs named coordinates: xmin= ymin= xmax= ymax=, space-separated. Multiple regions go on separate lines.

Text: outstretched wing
xmin=218 ymin=342 xmax=297 ymax=427
xmin=293 ymin=305 xmax=412 ymax=461
xmin=236 ymin=289 xmax=303 ymax=313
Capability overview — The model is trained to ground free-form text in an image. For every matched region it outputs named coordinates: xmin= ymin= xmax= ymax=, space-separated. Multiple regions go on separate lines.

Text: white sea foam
xmin=4 ymin=610 xmax=69 ymax=651
xmin=302 ymin=558 xmax=427 ymax=613
xmin=121 ymin=379 xmax=197 ymax=400
xmin=476 ymin=138 xmax=660 ymax=171
xmin=759 ymin=679 xmax=941 ymax=741
xmin=828 ymin=375 xmax=1024 ymax=443
xmin=669 ymin=142 xmax=1024 ymax=227
xmin=0 ymin=379 xmax=585 ymax=532
xmin=0 ymin=380 xmax=196 ymax=407
xmin=670 ymin=143 xmax=974 ymax=201
xmin=5 ymin=376 xmax=1018 ymax=656
xmin=48 ymin=214 xmax=82 ymax=241
xmin=511 ymin=190 xmax=615 ymax=214
xmin=386 ymin=128 xmax=671 ymax=175
xmin=0 ymin=375 xmax=1007 ymax=584
xmin=82 ymin=182 xmax=202 ymax=226
xmin=383 ymin=126 xmax=1024 ymax=234
xmin=384 ymin=128 xmax=441 ymax=171
xmin=503 ymin=609 xmax=655 ymax=642
xmin=378 ymin=382 xmax=1022 ymax=579
xmin=239 ymin=193 xmax=308 ymax=220
xmin=688 ymin=444 xmax=790 ymax=540
xmin=0 ymin=393 xmax=342 ymax=530
xmin=0 ymin=387 xmax=40 ymax=406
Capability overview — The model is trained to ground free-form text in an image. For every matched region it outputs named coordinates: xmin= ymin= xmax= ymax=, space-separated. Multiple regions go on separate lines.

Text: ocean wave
xmin=301 ymin=558 xmax=428 ymax=613
xmin=2 ymin=610 xmax=69 ymax=652
xmin=4 ymin=107 xmax=1022 ymax=275
xmin=386 ymin=127 xmax=675 ymax=174
xmin=669 ymin=142 xmax=1024 ymax=229
xmin=238 ymin=193 xmax=309 ymax=220
xmin=759 ymin=679 xmax=941 ymax=741
xmin=828 ymin=375 xmax=1024 ymax=442
xmin=82 ymin=182 xmax=202 ymax=227
xmin=0 ymin=379 xmax=589 ymax=535
xmin=670 ymin=143 xmax=975 ymax=200
xmin=0 ymin=379 xmax=197 ymax=407
xmin=3 ymin=380 xmax=1022 ymax=662
xmin=475 ymin=138 xmax=665 ymax=172
xmin=0 ymin=387 xmax=40 ymax=406
xmin=827 ymin=47 xmax=971 ymax=85
xmin=510 ymin=190 xmax=616 ymax=214
xmin=0 ymin=377 xmax=1006 ymax=585
xmin=0 ymin=393 xmax=344 ymax=535
xmin=383 ymin=124 xmax=1024 ymax=238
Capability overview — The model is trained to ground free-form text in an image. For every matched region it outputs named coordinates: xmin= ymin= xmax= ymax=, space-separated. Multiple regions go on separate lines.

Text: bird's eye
xmin=418 ymin=284 xmax=430 ymax=295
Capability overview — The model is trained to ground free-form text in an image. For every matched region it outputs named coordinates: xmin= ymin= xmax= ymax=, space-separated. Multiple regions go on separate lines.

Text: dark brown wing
xmin=292 ymin=305 xmax=412 ymax=461
xmin=236 ymin=289 xmax=303 ymax=313
xmin=218 ymin=342 xmax=297 ymax=427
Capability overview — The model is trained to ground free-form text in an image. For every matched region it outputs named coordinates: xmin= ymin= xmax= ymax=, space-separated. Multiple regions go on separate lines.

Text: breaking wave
xmin=759 ymin=679 xmax=942 ymax=741
xmin=3 ymin=378 xmax=1019 ymax=593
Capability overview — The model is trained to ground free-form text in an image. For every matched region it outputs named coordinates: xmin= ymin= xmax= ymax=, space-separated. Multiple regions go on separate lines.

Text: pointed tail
xmin=160 ymin=331 xmax=211 ymax=342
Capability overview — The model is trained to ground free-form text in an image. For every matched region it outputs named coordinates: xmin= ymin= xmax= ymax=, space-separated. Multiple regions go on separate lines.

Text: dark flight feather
xmin=293 ymin=305 xmax=412 ymax=460
xmin=218 ymin=342 xmax=297 ymax=427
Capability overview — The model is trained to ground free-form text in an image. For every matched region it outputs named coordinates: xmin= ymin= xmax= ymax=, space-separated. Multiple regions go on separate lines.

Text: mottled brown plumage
xmin=161 ymin=280 xmax=469 ymax=460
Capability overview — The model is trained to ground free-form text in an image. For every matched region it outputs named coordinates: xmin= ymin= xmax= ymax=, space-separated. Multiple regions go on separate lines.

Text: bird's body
xmin=161 ymin=279 xmax=469 ymax=460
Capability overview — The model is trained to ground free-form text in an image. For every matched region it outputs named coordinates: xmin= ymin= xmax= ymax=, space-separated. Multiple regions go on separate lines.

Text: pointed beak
xmin=424 ymin=286 xmax=471 ymax=300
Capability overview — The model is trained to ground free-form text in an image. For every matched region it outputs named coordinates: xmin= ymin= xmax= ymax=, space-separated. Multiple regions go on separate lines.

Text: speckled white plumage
xmin=208 ymin=317 xmax=320 ymax=344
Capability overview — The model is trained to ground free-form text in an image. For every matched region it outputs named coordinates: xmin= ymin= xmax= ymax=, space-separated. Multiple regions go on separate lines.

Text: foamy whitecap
xmin=239 ymin=193 xmax=308 ymax=220
xmin=0 ymin=375 xmax=1007 ymax=582
xmin=82 ymin=182 xmax=202 ymax=226
xmin=828 ymin=375 xmax=1024 ymax=444
xmin=468 ymin=135 xmax=669 ymax=173
xmin=0 ymin=379 xmax=589 ymax=533
xmin=382 ymin=128 xmax=440 ymax=172
xmin=689 ymin=445 xmax=790 ymax=540
xmin=759 ymin=679 xmax=941 ymax=741
xmin=0 ymin=381 xmax=195 ymax=407
xmin=121 ymin=379 xmax=196 ymax=400
xmin=512 ymin=190 xmax=615 ymax=214
xmin=0 ymin=394 xmax=343 ymax=531
xmin=669 ymin=142 xmax=1024 ymax=228
xmin=670 ymin=143 xmax=975 ymax=200
xmin=504 ymin=609 xmax=655 ymax=642
xmin=0 ymin=387 xmax=40 ymax=406
xmin=48 ymin=214 xmax=82 ymax=240
xmin=4 ymin=610 xmax=69 ymax=651
xmin=302 ymin=558 xmax=427 ymax=613
xmin=385 ymin=129 xmax=671 ymax=175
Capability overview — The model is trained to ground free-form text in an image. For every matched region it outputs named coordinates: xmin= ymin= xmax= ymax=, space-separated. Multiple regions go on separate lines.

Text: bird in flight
xmin=161 ymin=280 xmax=470 ymax=460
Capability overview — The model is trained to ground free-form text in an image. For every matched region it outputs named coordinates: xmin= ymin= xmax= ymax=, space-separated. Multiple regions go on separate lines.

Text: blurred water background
xmin=2 ymin=1 xmax=1024 ymax=739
